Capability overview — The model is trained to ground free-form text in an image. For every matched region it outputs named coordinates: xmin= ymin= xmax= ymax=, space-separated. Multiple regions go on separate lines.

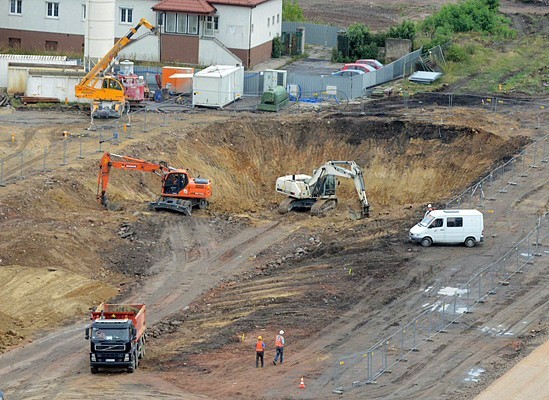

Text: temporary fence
xmin=331 ymin=132 xmax=548 ymax=394
xmin=446 ymin=134 xmax=549 ymax=209
xmin=332 ymin=211 xmax=547 ymax=394
xmin=0 ymin=106 xmax=177 ymax=188
xmin=243 ymin=47 xmax=423 ymax=100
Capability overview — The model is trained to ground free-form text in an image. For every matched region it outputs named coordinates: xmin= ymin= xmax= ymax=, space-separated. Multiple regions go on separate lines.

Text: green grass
xmin=408 ymin=34 xmax=549 ymax=95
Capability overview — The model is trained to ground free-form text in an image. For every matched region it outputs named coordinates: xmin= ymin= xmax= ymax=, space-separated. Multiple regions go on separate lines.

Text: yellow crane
xmin=75 ymin=18 xmax=156 ymax=118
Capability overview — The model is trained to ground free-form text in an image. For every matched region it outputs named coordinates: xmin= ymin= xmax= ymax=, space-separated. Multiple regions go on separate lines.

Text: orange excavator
xmin=97 ymin=152 xmax=212 ymax=215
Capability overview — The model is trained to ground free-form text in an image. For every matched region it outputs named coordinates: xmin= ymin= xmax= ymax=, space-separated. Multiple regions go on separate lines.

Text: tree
xmin=282 ymin=0 xmax=305 ymax=22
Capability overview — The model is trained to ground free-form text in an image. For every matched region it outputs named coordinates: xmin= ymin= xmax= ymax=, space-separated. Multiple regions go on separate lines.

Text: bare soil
xmin=0 ymin=1 xmax=547 ymax=399
xmin=296 ymin=0 xmax=549 ymax=31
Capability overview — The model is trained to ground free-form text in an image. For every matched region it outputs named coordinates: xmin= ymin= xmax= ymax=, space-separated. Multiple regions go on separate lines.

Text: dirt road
xmin=0 ymin=217 xmax=292 ymax=399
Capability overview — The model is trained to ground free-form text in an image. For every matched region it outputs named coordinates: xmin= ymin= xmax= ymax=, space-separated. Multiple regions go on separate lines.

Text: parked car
xmin=331 ymin=69 xmax=365 ymax=77
xmin=355 ymin=59 xmax=384 ymax=70
xmin=341 ymin=63 xmax=376 ymax=73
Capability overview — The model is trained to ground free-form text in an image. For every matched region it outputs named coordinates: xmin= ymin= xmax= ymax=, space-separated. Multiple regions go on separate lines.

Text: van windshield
xmin=419 ymin=214 xmax=435 ymax=227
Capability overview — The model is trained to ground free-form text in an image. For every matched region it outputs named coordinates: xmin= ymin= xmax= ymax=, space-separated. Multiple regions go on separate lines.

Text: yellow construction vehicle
xmin=75 ymin=18 xmax=156 ymax=118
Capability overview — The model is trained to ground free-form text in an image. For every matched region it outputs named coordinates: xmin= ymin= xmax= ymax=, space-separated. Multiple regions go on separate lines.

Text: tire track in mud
xmin=275 ymin=157 xmax=548 ymax=399
xmin=0 ymin=217 xmax=292 ymax=399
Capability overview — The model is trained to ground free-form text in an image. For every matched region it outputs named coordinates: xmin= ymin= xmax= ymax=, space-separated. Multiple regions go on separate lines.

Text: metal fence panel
xmin=282 ymin=22 xmax=343 ymax=48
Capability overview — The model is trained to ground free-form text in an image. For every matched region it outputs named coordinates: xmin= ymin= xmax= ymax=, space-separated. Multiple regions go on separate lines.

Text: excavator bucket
xmin=348 ymin=205 xmax=370 ymax=220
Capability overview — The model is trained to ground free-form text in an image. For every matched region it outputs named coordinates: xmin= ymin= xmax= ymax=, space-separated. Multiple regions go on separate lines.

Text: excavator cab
xmin=163 ymin=172 xmax=189 ymax=195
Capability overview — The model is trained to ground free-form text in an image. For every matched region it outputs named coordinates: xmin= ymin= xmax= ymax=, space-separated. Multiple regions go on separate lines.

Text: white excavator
xmin=275 ymin=160 xmax=370 ymax=219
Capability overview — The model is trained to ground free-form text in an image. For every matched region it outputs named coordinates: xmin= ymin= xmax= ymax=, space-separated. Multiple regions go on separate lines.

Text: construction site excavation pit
xmin=0 ymin=106 xmax=539 ymax=400
xmin=171 ymin=113 xmax=531 ymax=215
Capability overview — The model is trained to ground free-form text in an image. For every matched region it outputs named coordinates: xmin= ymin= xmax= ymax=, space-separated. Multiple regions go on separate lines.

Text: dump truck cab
xmin=85 ymin=303 xmax=146 ymax=373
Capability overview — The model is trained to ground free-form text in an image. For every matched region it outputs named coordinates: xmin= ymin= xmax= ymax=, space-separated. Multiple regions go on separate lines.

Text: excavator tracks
xmin=278 ymin=198 xmax=296 ymax=214
xmin=310 ymin=199 xmax=337 ymax=216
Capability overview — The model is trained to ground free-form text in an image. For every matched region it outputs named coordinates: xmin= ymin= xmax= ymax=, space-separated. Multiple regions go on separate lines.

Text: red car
xmin=355 ymin=59 xmax=384 ymax=70
xmin=341 ymin=63 xmax=376 ymax=74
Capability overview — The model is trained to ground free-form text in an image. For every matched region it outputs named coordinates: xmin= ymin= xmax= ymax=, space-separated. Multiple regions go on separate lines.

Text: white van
xmin=409 ymin=209 xmax=484 ymax=247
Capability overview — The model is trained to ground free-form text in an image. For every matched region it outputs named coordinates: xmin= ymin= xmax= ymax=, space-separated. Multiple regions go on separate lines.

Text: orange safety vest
xmin=275 ymin=335 xmax=284 ymax=347
xmin=256 ymin=340 xmax=264 ymax=352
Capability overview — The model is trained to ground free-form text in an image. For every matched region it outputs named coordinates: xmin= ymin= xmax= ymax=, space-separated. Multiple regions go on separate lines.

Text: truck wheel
xmin=127 ymin=358 xmax=135 ymax=373
xmin=464 ymin=237 xmax=476 ymax=248
xmin=90 ymin=366 xmax=98 ymax=374
xmin=420 ymin=237 xmax=433 ymax=247
xmin=139 ymin=339 xmax=146 ymax=359
xmin=198 ymin=199 xmax=208 ymax=209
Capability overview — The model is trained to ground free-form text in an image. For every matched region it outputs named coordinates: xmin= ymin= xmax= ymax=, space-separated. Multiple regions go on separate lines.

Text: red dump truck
xmin=85 ymin=303 xmax=146 ymax=373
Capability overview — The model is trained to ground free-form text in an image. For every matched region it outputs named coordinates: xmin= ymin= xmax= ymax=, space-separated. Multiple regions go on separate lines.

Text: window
xmin=165 ymin=12 xmax=200 ymax=35
xmin=446 ymin=217 xmax=463 ymax=228
xmin=10 ymin=0 xmax=22 ymax=14
xmin=204 ymin=16 xmax=218 ymax=37
xmin=277 ymin=14 xmax=279 ymax=23
xmin=46 ymin=2 xmax=59 ymax=17
xmin=82 ymin=4 xmax=86 ymax=20
xmin=430 ymin=219 xmax=443 ymax=228
xmin=188 ymin=15 xmax=198 ymax=34
xmin=267 ymin=17 xmax=270 ymax=27
xmin=177 ymin=14 xmax=187 ymax=33
xmin=45 ymin=40 xmax=58 ymax=51
xmin=120 ymin=7 xmax=133 ymax=23
xmin=272 ymin=15 xmax=275 ymax=25
xmin=9 ymin=37 xmax=21 ymax=48
xmin=165 ymin=13 xmax=176 ymax=32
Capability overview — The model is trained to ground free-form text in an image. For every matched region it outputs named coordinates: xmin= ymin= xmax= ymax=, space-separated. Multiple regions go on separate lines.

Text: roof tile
xmin=152 ymin=0 xmax=216 ymax=14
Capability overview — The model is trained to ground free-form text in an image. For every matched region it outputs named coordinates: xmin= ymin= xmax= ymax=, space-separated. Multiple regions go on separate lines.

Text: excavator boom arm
xmin=97 ymin=152 xmax=169 ymax=204
xmin=308 ymin=161 xmax=370 ymax=217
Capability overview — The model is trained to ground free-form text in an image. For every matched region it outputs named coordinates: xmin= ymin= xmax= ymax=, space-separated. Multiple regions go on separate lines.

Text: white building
xmin=0 ymin=0 xmax=282 ymax=68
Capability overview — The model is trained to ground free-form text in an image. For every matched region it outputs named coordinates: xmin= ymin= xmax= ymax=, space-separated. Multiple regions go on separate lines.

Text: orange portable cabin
xmin=92 ymin=303 xmax=146 ymax=341
xmin=161 ymin=66 xmax=194 ymax=94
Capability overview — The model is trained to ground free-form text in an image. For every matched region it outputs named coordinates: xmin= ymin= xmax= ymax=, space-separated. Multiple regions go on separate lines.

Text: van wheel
xmin=420 ymin=237 xmax=432 ymax=247
xmin=464 ymin=237 xmax=476 ymax=248
xmin=90 ymin=366 xmax=98 ymax=374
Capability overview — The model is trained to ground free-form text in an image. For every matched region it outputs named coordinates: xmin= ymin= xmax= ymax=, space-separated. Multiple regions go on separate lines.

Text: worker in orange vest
xmin=273 ymin=330 xmax=285 ymax=365
xmin=256 ymin=335 xmax=266 ymax=368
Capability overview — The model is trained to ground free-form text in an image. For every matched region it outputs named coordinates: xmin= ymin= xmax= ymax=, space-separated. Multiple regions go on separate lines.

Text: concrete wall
xmin=385 ymin=38 xmax=412 ymax=63
xmin=199 ymin=38 xmax=241 ymax=67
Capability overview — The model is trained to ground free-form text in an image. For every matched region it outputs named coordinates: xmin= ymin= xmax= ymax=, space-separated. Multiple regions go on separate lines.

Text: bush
xmin=445 ymin=44 xmax=469 ymax=62
xmin=388 ymin=20 xmax=417 ymax=41
xmin=272 ymin=36 xmax=284 ymax=58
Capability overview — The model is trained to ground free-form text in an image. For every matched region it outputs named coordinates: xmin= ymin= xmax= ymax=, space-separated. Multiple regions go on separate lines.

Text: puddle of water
xmin=464 ymin=367 xmax=485 ymax=382
xmin=438 ymin=287 xmax=468 ymax=296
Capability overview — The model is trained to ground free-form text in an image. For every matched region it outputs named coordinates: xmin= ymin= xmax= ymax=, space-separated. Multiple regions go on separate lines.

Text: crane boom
xmin=76 ymin=18 xmax=156 ymax=118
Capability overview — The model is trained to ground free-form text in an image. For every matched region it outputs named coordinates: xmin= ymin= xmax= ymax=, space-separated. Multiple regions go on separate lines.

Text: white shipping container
xmin=0 ymin=54 xmax=77 ymax=88
xmin=192 ymin=65 xmax=244 ymax=108
xmin=26 ymin=72 xmax=89 ymax=103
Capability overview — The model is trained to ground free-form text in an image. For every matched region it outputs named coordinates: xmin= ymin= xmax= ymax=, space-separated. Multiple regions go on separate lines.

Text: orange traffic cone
xmin=299 ymin=376 xmax=305 ymax=389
